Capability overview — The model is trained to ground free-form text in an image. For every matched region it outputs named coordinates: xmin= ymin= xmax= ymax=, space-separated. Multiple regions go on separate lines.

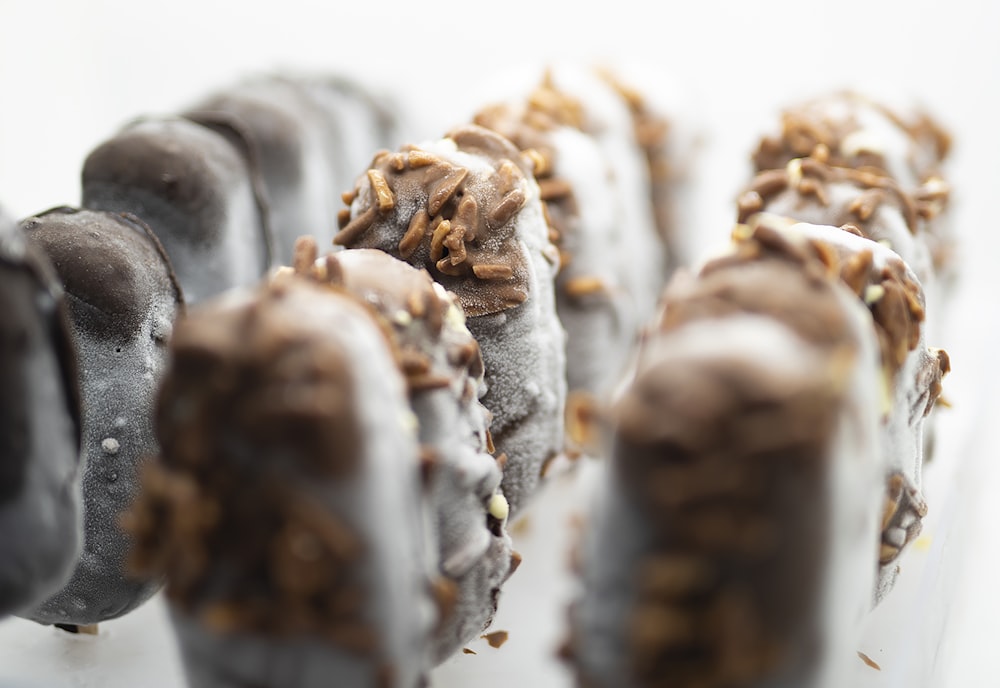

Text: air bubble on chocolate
xmin=19 ymin=207 xmax=183 ymax=627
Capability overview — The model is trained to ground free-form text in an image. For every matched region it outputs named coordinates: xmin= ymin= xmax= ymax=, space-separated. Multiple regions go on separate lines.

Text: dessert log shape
xmin=335 ymin=124 xmax=566 ymax=517
xmin=19 ymin=207 xmax=182 ymax=627
xmin=569 ymin=224 xmax=886 ymax=688
xmin=743 ymin=217 xmax=949 ymax=602
xmin=183 ymin=72 xmax=406 ymax=267
xmin=82 ymin=117 xmax=271 ymax=303
xmin=472 ymin=67 xmax=670 ymax=454
xmin=748 ymin=91 xmax=955 ymax=338
xmin=126 ymin=276 xmax=432 ymax=688
xmin=0 ymin=214 xmax=83 ymax=617
xmin=288 ymin=239 xmax=518 ymax=664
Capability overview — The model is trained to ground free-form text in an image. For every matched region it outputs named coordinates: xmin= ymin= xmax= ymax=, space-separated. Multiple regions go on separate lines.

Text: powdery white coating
xmin=0 ymin=226 xmax=82 ymax=617
xmin=786 ymin=222 xmax=937 ymax=488
xmin=547 ymin=125 xmax=640 ymax=402
xmin=542 ymin=63 xmax=666 ymax=327
xmin=785 ymin=93 xmax=941 ymax=192
xmin=593 ymin=57 xmax=708 ymax=273
xmin=347 ymin=133 xmax=566 ymax=518
xmin=169 ymin=286 xmax=433 ymax=688
xmin=82 ymin=118 xmax=267 ymax=303
xmin=331 ymin=249 xmax=515 ymax=663
xmin=23 ymin=218 xmax=180 ymax=627
xmin=780 ymin=221 xmax=943 ymax=602
xmin=574 ymin=313 xmax=885 ymax=688
xmin=299 ymin=74 xmax=409 ymax=203
xmin=754 ymin=182 xmax=936 ymax=302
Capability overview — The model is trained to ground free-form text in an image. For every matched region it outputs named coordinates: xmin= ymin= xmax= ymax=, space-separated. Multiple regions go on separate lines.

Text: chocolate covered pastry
xmin=742 ymin=217 xmax=949 ymax=602
xmin=286 ymin=239 xmax=517 ymax=663
xmin=0 ymin=214 xmax=83 ymax=617
xmin=82 ymin=117 xmax=272 ymax=303
xmin=472 ymin=67 xmax=670 ymax=453
xmin=334 ymin=124 xmax=566 ymax=517
xmin=569 ymin=224 xmax=887 ymax=688
xmin=127 ymin=276 xmax=432 ymax=688
xmin=18 ymin=207 xmax=182 ymax=628
xmin=183 ymin=73 xmax=405 ymax=267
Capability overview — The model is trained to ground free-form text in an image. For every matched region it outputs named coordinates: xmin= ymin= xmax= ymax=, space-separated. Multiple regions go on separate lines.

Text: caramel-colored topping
xmin=367 ymin=169 xmax=395 ymax=211
xmin=335 ymin=125 xmax=535 ymax=317
xmin=291 ymin=239 xmax=486 ymax=401
xmin=738 ymin=158 xmax=919 ymax=235
xmin=752 ymin=92 xmax=950 ymax=184
xmin=482 ymin=630 xmax=510 ymax=649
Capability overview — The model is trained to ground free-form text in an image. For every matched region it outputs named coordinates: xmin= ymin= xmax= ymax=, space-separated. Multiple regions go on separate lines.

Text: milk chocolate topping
xmin=335 ymin=125 xmax=534 ymax=318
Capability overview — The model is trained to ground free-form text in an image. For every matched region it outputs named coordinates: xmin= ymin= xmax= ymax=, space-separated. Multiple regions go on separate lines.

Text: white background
xmin=1 ymin=0 xmax=998 ymax=686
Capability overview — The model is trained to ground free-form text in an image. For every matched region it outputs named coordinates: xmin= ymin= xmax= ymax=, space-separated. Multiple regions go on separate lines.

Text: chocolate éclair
xmin=286 ymin=238 xmax=518 ymax=664
xmin=18 ymin=207 xmax=182 ymax=629
xmin=334 ymin=124 xmax=566 ymax=518
xmin=0 ymin=213 xmax=82 ymax=617
xmin=126 ymin=275 xmax=432 ymax=688
xmin=568 ymin=223 xmax=887 ymax=688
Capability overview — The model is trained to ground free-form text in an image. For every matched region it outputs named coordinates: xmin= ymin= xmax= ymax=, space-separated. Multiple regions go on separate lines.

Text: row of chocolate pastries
xmin=565 ymin=92 xmax=954 ymax=687
xmin=0 ymin=63 xmax=686 ymax=686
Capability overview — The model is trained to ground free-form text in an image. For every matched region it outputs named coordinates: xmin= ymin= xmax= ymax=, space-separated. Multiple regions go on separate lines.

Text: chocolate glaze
xmin=289 ymin=241 xmax=516 ymax=663
xmin=82 ymin=117 xmax=269 ymax=302
xmin=336 ymin=124 xmax=566 ymax=517
xmin=0 ymin=215 xmax=83 ymax=616
xmin=335 ymin=125 xmax=535 ymax=318
xmin=570 ymin=225 xmax=884 ymax=688
xmin=19 ymin=207 xmax=182 ymax=626
xmin=127 ymin=277 xmax=431 ymax=688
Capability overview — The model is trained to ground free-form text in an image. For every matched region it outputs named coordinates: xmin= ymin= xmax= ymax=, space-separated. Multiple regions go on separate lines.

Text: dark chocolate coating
xmin=185 ymin=77 xmax=329 ymax=267
xmin=19 ymin=207 xmax=181 ymax=626
xmin=0 ymin=215 xmax=82 ymax=616
xmin=82 ymin=117 xmax=269 ymax=303
xmin=184 ymin=73 xmax=406 ymax=267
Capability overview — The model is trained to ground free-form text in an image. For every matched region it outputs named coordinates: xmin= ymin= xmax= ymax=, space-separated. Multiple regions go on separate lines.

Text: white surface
xmin=1 ymin=0 xmax=998 ymax=686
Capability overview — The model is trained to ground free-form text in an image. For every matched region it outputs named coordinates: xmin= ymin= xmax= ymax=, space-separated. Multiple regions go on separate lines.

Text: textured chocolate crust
xmin=748 ymin=91 xmax=953 ymax=281
xmin=126 ymin=277 xmax=431 ymax=687
xmin=19 ymin=207 xmax=182 ymax=626
xmin=288 ymin=240 xmax=517 ymax=663
xmin=751 ymin=91 xmax=950 ymax=187
xmin=0 ymin=216 xmax=83 ymax=616
xmin=82 ymin=117 xmax=270 ymax=303
xmin=335 ymin=124 xmax=565 ymax=517
xmin=336 ymin=125 xmax=538 ymax=318
xmin=570 ymin=225 xmax=882 ymax=688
